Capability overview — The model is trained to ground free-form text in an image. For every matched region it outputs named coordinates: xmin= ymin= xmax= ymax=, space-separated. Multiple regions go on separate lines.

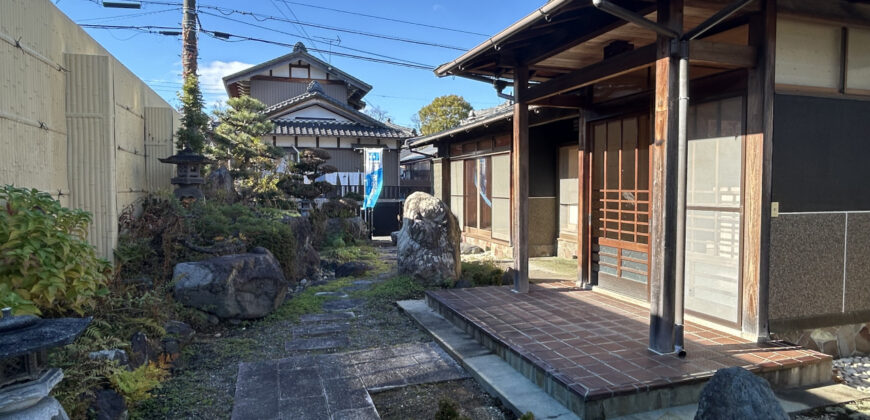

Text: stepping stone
xmin=314 ymin=291 xmax=348 ymax=298
xmin=300 ymin=312 xmax=355 ymax=323
xmin=285 ymin=335 xmax=349 ymax=352
xmin=322 ymin=298 xmax=364 ymax=312
xmin=292 ymin=323 xmax=350 ymax=338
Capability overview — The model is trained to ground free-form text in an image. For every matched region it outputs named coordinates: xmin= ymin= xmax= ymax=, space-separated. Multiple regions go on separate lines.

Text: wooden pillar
xmin=577 ymin=110 xmax=591 ymax=288
xmin=649 ymin=0 xmax=682 ymax=354
xmin=743 ymin=0 xmax=775 ymax=341
xmin=512 ymin=66 xmax=530 ymax=293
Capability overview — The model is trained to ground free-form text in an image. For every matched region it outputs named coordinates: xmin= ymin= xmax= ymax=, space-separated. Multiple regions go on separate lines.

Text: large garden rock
xmin=286 ymin=216 xmax=322 ymax=282
xmin=204 ymin=167 xmax=236 ymax=203
xmin=397 ymin=192 xmax=461 ymax=286
xmin=694 ymin=367 xmax=788 ymax=420
xmin=172 ymin=247 xmax=289 ymax=320
xmin=335 ymin=261 xmax=370 ymax=278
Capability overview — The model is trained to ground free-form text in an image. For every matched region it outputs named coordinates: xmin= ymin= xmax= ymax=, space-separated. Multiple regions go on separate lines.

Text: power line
xmin=77 ymin=6 xmax=180 ymax=22
xmin=78 ymin=24 xmax=435 ymax=70
xmin=197 ymin=11 xmax=433 ymax=68
xmin=81 ymin=0 xmax=469 ymax=51
xmin=195 ymin=9 xmax=468 ymax=51
xmin=270 ymin=0 xmax=326 ymax=62
xmin=276 ymin=0 xmax=490 ymax=37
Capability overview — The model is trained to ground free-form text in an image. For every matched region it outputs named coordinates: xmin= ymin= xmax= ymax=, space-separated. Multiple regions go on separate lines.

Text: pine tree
xmin=175 ymin=74 xmax=209 ymax=152
xmin=210 ymin=95 xmax=283 ymax=201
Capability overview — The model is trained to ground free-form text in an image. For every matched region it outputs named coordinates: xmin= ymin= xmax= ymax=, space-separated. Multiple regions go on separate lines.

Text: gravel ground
xmin=834 ymin=356 xmax=870 ymax=392
xmin=790 ymin=356 xmax=870 ymax=419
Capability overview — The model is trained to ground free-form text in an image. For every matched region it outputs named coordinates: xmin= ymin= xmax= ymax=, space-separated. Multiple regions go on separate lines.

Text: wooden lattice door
xmin=589 ymin=114 xmax=651 ymax=300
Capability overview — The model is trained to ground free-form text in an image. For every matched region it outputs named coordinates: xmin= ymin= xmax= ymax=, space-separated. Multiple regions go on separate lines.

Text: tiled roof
xmin=272 ymin=120 xmax=411 ymax=139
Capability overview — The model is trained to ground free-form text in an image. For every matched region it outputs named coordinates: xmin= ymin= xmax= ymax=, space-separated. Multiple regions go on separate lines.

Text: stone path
xmin=232 ymin=342 xmax=469 ymax=420
xmin=233 ymin=269 xmax=470 ymax=420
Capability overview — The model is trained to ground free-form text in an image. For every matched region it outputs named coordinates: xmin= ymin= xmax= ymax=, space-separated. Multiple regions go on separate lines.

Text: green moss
xmin=356 ymin=275 xmax=426 ymax=305
xmin=460 ymin=260 xmax=505 ymax=287
xmin=267 ymin=277 xmax=354 ymax=322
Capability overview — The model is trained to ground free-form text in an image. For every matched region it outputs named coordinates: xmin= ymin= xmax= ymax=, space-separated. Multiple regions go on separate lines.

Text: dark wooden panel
xmin=772 ymin=94 xmax=870 ymax=212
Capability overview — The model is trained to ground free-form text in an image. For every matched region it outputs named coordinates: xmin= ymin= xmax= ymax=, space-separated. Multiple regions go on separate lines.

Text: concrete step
xmin=398 ymin=299 xmax=580 ymax=420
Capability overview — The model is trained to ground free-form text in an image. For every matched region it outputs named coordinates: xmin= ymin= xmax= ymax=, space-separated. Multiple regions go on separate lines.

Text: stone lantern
xmin=0 ymin=308 xmax=90 ymax=419
xmin=159 ymin=148 xmax=214 ymax=200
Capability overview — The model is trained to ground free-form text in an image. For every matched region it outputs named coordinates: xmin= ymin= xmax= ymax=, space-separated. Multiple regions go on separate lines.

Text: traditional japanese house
xmin=222 ymin=42 xmax=413 ymax=234
xmin=412 ymin=0 xmax=870 ymax=417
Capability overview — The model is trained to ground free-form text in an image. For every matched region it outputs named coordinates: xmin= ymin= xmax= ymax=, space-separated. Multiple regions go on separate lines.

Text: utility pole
xmin=182 ymin=0 xmax=197 ymax=77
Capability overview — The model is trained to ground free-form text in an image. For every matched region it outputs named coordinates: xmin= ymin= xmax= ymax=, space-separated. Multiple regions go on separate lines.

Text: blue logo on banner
xmin=363 ymin=149 xmax=383 ymax=209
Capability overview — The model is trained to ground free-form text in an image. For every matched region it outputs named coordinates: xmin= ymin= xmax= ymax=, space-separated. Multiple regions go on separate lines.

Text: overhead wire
xmin=269 ymin=0 xmax=327 ymax=62
xmin=78 ymin=23 xmax=436 ymax=70
xmin=194 ymin=8 xmax=468 ymax=51
xmin=275 ymin=0 xmax=491 ymax=37
xmin=196 ymin=11 xmax=433 ymax=68
xmin=89 ymin=0 xmax=471 ymax=51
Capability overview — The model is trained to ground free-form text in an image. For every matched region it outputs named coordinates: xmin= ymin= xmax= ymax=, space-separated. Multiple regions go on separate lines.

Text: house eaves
xmin=222 ymin=43 xmax=373 ymax=94
xmin=433 ymin=0 xmax=575 ymax=78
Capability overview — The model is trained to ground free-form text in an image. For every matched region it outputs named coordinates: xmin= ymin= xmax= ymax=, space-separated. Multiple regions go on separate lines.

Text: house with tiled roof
xmin=223 ymin=42 xmax=413 ymax=234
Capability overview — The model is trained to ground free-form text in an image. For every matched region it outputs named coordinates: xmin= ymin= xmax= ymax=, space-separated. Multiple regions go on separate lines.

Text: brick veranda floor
xmin=426 ymin=282 xmax=832 ymax=401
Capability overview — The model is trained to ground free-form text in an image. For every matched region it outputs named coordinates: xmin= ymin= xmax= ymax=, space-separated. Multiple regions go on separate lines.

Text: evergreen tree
xmin=278 ymin=148 xmax=337 ymax=202
xmin=175 ymin=74 xmax=209 ymax=152
xmin=210 ymin=95 xmax=283 ymax=201
xmin=417 ymin=94 xmax=473 ymax=136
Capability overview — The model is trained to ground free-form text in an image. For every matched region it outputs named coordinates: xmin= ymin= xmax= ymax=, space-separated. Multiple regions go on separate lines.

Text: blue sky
xmin=55 ymin=0 xmax=534 ymax=128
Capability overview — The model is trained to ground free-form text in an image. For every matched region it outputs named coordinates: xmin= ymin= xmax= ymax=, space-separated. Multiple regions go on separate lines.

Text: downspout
xmin=593 ymin=0 xmax=756 ymax=357
xmin=674 ymin=40 xmax=689 ymax=357
xmin=592 ymin=0 xmax=685 ymax=356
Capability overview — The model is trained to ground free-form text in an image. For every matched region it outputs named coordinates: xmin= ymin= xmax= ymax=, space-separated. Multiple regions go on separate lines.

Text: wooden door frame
xmin=586 ymin=111 xmax=653 ymax=301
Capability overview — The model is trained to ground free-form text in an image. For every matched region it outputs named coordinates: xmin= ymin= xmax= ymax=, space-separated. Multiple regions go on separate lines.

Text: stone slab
xmin=292 ymin=323 xmax=350 ymax=338
xmin=322 ymin=299 xmax=364 ymax=312
xmin=285 ymin=336 xmax=349 ymax=352
xmin=397 ymin=299 xmax=580 ymax=420
xmin=300 ymin=312 xmax=355 ymax=323
xmin=315 ymin=292 xmax=349 ymax=298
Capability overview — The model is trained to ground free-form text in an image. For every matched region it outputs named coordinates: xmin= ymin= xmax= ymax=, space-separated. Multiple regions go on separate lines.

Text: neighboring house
xmin=416 ymin=0 xmax=870 ymax=355
xmin=0 ymin=0 xmax=180 ymax=259
xmin=399 ymin=143 xmax=435 ymax=197
xmin=222 ymin=42 xmax=414 ymax=234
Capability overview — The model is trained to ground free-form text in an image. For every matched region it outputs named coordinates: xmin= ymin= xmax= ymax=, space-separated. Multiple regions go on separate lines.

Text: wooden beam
xmin=779 ymin=0 xmax=870 ymax=29
xmin=529 ymin=94 xmax=586 ymax=109
xmin=520 ymin=44 xmax=658 ymax=104
xmin=512 ymin=66 xmax=530 ymax=294
xmin=577 ymin=110 xmax=591 ymax=288
xmin=515 ymin=2 xmax=656 ymax=68
xmin=743 ymin=0 xmax=776 ymax=341
xmin=649 ymin=0 xmax=683 ymax=355
xmin=689 ymin=40 xmax=757 ymax=68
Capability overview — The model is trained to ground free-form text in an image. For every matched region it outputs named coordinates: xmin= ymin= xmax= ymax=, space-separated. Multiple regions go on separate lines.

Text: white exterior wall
xmin=1 ymin=0 xmax=179 ymax=259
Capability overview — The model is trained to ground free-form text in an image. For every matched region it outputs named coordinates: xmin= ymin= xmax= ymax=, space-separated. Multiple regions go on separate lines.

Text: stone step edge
xmin=397 ymin=299 xmax=580 ymax=420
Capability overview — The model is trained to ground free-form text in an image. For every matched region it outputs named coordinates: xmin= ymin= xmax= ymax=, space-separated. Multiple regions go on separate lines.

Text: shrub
xmin=110 ymin=361 xmax=169 ymax=405
xmin=459 ymin=260 xmax=505 ymax=287
xmin=320 ymin=198 xmax=359 ymax=218
xmin=189 ymin=201 xmax=296 ymax=280
xmin=0 ymin=185 xmax=110 ymax=315
xmin=434 ymin=398 xmax=470 ymax=420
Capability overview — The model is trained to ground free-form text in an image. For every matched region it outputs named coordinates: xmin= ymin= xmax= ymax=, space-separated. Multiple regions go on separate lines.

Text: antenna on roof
xmin=313 ymin=35 xmax=341 ymax=64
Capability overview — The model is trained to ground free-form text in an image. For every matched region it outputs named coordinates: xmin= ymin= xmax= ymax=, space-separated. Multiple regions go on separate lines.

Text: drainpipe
xmin=593 ymin=0 xmax=756 ymax=357
xmin=593 ymin=0 xmax=685 ymax=356
xmin=674 ymin=40 xmax=689 ymax=357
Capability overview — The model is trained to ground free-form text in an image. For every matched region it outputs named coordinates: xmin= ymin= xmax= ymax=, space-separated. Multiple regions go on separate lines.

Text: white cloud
xmin=198 ymin=60 xmax=252 ymax=93
xmin=432 ymin=3 xmax=444 ymax=12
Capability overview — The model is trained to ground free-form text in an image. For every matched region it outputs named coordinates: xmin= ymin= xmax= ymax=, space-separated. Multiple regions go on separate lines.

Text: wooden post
xmin=743 ymin=0 xmax=776 ymax=341
xmin=512 ymin=66 xmax=530 ymax=293
xmin=649 ymin=0 xmax=682 ymax=354
xmin=182 ymin=0 xmax=197 ymax=77
xmin=577 ymin=110 xmax=591 ymax=288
